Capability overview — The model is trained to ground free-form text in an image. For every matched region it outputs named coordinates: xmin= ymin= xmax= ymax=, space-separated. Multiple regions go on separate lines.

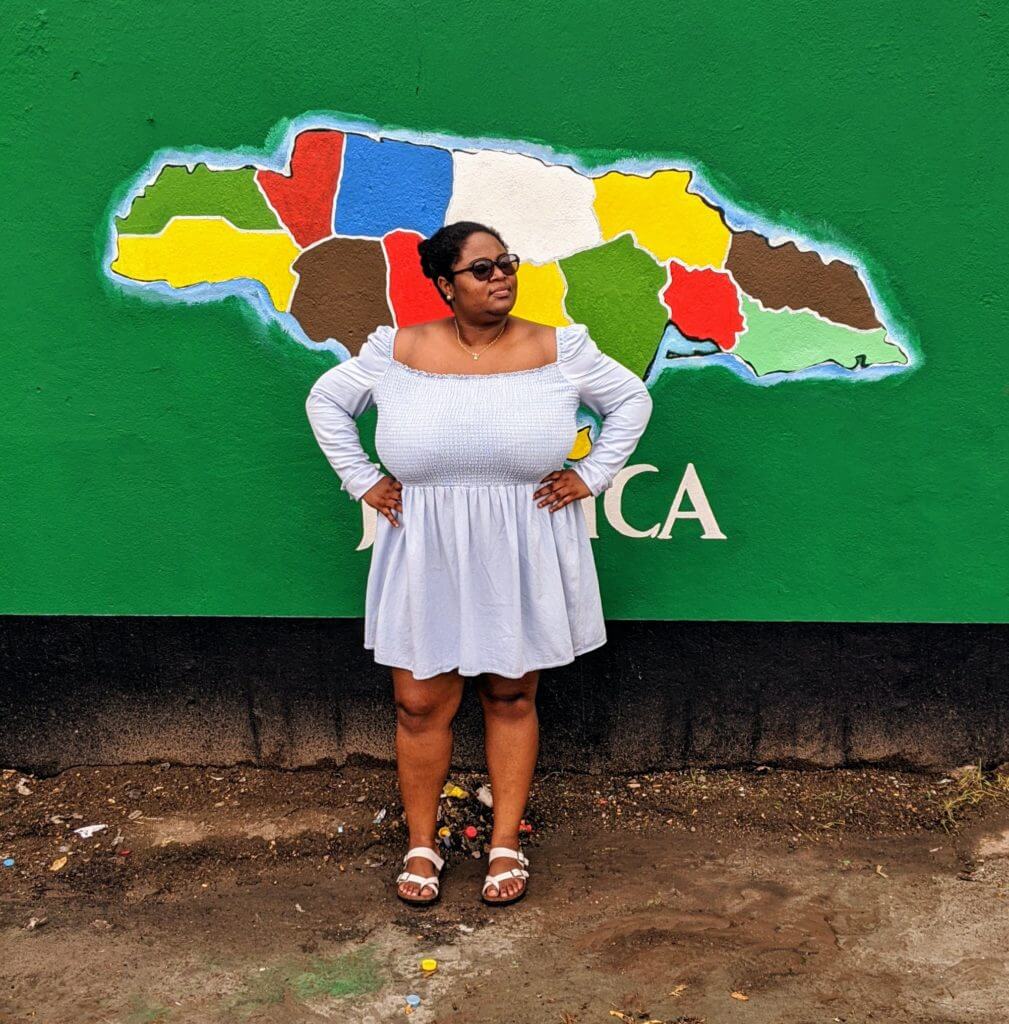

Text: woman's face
xmin=440 ymin=231 xmax=517 ymax=318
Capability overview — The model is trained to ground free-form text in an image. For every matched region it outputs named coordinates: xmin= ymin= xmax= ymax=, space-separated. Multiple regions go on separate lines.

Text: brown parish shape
xmin=726 ymin=230 xmax=881 ymax=330
xmin=291 ymin=237 xmax=393 ymax=354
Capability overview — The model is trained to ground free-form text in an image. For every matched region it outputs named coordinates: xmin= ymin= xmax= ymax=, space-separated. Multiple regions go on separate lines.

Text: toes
xmin=399 ymin=879 xmax=436 ymax=900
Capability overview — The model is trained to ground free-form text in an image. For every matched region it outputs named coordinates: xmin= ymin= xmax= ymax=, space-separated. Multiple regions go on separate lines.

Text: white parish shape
xmin=445 ymin=150 xmax=602 ymax=264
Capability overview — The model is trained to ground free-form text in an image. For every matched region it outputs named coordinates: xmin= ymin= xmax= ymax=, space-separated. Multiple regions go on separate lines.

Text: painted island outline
xmin=102 ymin=112 xmax=918 ymax=393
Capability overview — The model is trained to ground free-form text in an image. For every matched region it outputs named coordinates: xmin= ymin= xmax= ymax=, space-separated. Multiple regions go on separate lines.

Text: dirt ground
xmin=3 ymin=758 xmax=1009 ymax=1024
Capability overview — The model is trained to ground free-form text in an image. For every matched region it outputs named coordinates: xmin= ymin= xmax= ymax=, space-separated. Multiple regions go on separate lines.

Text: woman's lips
xmin=490 ymin=288 xmax=511 ymax=298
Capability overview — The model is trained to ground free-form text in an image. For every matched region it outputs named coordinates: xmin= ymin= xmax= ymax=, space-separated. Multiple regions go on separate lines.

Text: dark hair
xmin=417 ymin=221 xmax=508 ymax=307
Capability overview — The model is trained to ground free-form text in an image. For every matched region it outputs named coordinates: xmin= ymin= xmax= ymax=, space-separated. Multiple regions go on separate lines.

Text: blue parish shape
xmin=335 ymin=135 xmax=452 ymax=238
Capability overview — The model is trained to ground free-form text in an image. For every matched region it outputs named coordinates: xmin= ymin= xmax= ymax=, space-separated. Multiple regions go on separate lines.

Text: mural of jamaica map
xmin=104 ymin=115 xmax=914 ymax=386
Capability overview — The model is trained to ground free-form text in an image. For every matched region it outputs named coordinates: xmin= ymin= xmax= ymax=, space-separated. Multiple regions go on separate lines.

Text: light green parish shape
xmin=732 ymin=295 xmax=908 ymax=376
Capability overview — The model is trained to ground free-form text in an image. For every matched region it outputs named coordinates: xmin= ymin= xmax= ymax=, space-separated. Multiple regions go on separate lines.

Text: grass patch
xmin=940 ymin=761 xmax=1009 ymax=832
xmin=224 ymin=945 xmax=384 ymax=1018
xmin=123 ymin=995 xmax=172 ymax=1024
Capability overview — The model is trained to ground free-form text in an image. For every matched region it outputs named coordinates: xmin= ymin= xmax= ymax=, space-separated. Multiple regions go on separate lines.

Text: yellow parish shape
xmin=112 ymin=218 xmax=301 ymax=312
xmin=592 ymin=169 xmax=730 ymax=268
xmin=568 ymin=424 xmax=593 ymax=462
xmin=510 ymin=262 xmax=572 ymax=327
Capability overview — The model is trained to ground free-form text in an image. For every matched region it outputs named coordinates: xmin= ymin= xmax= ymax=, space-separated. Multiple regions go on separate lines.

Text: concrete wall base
xmin=2 ymin=617 xmax=1006 ymax=775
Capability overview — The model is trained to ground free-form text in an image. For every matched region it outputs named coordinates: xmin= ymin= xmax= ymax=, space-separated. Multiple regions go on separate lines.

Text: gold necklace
xmin=453 ymin=315 xmax=509 ymax=360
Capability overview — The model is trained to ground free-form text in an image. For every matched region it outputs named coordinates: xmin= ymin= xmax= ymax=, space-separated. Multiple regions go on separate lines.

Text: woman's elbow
xmin=636 ymin=383 xmax=654 ymax=423
xmin=305 ymin=389 xmax=322 ymax=423
xmin=305 ymin=388 xmax=336 ymax=432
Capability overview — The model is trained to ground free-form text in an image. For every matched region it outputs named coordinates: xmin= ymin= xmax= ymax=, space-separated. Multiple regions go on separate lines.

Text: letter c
xmin=604 ymin=464 xmax=662 ymax=538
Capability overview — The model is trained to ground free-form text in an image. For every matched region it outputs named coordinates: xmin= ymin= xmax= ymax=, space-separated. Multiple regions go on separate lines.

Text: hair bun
xmin=415 ymin=221 xmax=507 ymax=296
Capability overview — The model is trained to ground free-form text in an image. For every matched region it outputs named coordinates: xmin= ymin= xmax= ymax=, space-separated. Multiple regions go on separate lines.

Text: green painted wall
xmin=3 ymin=1 xmax=1006 ymax=621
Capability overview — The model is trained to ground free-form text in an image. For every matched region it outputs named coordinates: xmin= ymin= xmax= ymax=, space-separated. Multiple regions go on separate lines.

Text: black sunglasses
xmin=446 ymin=253 xmax=521 ymax=282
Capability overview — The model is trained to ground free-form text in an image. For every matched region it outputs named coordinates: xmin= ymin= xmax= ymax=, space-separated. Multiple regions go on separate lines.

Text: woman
xmin=305 ymin=221 xmax=653 ymax=907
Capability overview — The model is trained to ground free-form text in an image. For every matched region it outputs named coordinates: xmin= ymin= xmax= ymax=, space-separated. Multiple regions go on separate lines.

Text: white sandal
xmin=481 ymin=846 xmax=530 ymax=906
xmin=395 ymin=845 xmax=445 ymax=905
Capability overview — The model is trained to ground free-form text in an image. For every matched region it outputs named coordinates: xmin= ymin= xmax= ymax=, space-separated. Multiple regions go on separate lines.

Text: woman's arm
xmin=305 ymin=328 xmax=392 ymax=502
xmin=559 ymin=325 xmax=654 ymax=497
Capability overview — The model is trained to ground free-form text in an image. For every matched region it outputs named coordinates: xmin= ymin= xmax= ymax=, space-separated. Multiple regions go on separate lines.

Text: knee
xmin=395 ymin=694 xmax=452 ymax=733
xmin=480 ymin=683 xmax=537 ymax=720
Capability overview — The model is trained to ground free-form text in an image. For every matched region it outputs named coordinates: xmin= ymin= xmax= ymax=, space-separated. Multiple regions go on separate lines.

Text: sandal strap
xmin=488 ymin=846 xmax=529 ymax=866
xmin=396 ymin=871 xmax=440 ymax=893
xmin=403 ymin=846 xmax=445 ymax=872
xmin=482 ymin=867 xmax=529 ymax=894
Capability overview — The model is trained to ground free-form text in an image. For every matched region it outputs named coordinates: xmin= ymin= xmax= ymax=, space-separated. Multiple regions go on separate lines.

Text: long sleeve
xmin=304 ymin=326 xmax=393 ymax=502
xmin=558 ymin=324 xmax=654 ymax=497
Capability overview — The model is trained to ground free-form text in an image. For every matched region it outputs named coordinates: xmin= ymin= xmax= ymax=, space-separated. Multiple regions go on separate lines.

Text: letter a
xmin=658 ymin=463 xmax=726 ymax=540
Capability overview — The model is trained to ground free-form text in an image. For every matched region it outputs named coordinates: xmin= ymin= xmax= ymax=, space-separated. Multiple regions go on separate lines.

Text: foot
xmin=483 ymin=839 xmax=529 ymax=903
xmin=396 ymin=844 xmax=444 ymax=903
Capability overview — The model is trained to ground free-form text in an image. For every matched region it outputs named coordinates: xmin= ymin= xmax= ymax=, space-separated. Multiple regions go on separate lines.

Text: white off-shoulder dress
xmin=305 ymin=322 xmax=653 ymax=680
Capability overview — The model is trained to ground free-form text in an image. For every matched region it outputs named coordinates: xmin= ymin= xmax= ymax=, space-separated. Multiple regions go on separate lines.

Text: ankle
xmin=489 ymin=831 xmax=520 ymax=852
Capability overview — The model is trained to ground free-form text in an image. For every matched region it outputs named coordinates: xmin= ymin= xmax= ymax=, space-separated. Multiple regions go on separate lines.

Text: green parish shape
xmin=115 ymin=165 xmax=281 ymax=234
xmin=561 ymin=233 xmax=669 ymax=377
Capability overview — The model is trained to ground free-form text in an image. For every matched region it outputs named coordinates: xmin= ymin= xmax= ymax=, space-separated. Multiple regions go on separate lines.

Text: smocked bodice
xmin=372 ymin=359 xmax=581 ymax=488
xmin=305 ymin=321 xmax=653 ymax=503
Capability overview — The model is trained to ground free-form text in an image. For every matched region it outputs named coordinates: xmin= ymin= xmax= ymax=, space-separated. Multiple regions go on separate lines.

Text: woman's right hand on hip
xmin=363 ymin=476 xmax=403 ymax=528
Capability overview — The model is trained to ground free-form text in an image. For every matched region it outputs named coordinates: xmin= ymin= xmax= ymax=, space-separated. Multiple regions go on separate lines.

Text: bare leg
xmin=392 ymin=666 xmax=465 ymax=898
xmin=477 ymin=670 xmax=539 ymax=899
